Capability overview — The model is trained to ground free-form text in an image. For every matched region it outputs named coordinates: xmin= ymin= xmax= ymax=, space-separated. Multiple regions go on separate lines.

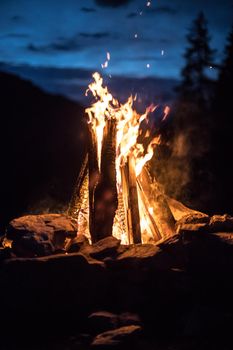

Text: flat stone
xmin=88 ymin=311 xmax=141 ymax=335
xmin=82 ymin=236 xmax=121 ymax=260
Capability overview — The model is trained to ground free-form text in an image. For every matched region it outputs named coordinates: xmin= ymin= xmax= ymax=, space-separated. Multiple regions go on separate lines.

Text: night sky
xmin=0 ymin=0 xmax=232 ymax=101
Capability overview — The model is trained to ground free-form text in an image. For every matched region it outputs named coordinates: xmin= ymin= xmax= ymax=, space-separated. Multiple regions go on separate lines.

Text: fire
xmin=84 ymin=72 xmax=171 ymax=244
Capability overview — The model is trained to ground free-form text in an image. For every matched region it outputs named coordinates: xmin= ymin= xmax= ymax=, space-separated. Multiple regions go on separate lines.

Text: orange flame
xmin=85 ymin=72 xmax=170 ymax=243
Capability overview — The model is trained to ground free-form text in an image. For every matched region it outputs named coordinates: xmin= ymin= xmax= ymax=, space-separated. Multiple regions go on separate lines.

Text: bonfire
xmin=69 ymin=72 xmax=175 ymax=245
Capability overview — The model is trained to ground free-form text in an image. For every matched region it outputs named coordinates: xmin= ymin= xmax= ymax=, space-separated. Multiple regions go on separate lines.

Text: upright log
xmin=127 ymin=156 xmax=142 ymax=244
xmin=89 ymin=119 xmax=118 ymax=243
xmin=88 ymin=126 xmax=100 ymax=243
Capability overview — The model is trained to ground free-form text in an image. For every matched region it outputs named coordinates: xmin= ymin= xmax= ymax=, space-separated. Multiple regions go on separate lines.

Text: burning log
xmin=126 ymin=156 xmax=141 ymax=244
xmin=137 ymin=167 xmax=175 ymax=240
xmin=89 ymin=120 xmax=118 ymax=243
xmin=68 ymin=153 xmax=88 ymax=217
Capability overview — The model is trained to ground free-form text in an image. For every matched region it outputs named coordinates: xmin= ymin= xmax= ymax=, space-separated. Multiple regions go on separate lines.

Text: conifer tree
xmin=178 ymin=12 xmax=215 ymax=105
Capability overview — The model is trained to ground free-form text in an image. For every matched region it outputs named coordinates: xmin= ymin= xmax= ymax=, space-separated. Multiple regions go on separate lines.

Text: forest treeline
xmin=153 ymin=12 xmax=233 ymax=214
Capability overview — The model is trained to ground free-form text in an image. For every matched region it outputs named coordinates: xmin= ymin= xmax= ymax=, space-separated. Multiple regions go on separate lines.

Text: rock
xmin=0 ymin=247 xmax=13 ymax=262
xmin=82 ymin=236 xmax=121 ymax=260
xmin=6 ymin=214 xmax=78 ymax=257
xmin=176 ymin=223 xmax=208 ymax=235
xmin=0 ymin=252 xmax=106 ymax=324
xmin=209 ymin=214 xmax=233 ymax=232
xmin=118 ymin=312 xmax=141 ymax=327
xmin=88 ymin=311 xmax=118 ymax=334
xmin=88 ymin=311 xmax=141 ymax=335
xmin=167 ymin=196 xmax=207 ymax=222
xmin=67 ymin=234 xmax=89 ymax=253
xmin=117 ymin=244 xmax=160 ymax=261
xmin=91 ymin=325 xmax=142 ymax=349
xmin=175 ymin=212 xmax=210 ymax=235
xmin=176 ymin=213 xmax=233 ymax=236
xmin=176 ymin=212 xmax=209 ymax=227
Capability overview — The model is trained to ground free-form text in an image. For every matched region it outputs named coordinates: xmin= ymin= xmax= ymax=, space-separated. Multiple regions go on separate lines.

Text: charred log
xmin=90 ymin=120 xmax=118 ymax=243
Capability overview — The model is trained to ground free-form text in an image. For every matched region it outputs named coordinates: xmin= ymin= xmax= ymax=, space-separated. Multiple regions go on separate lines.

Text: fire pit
xmin=1 ymin=74 xmax=233 ymax=350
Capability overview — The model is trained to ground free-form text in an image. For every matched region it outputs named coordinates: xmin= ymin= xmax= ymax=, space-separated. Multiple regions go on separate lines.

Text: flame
xmin=85 ymin=72 xmax=170 ymax=243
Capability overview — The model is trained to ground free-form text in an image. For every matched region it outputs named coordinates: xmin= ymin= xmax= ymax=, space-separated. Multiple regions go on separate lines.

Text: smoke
xmin=27 ymin=196 xmax=68 ymax=215
xmin=150 ymin=106 xmax=214 ymax=212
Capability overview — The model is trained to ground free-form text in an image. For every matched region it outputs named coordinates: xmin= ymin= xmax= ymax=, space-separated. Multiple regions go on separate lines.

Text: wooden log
xmin=90 ymin=119 xmax=118 ymax=242
xmin=88 ymin=126 xmax=101 ymax=243
xmin=127 ymin=156 xmax=142 ymax=244
xmin=138 ymin=167 xmax=175 ymax=240
xmin=67 ymin=153 xmax=88 ymax=217
xmin=136 ymin=179 xmax=162 ymax=241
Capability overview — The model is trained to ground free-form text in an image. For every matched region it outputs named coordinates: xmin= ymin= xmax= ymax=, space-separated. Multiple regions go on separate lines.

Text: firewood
xmin=127 ymin=156 xmax=142 ymax=244
xmin=90 ymin=120 xmax=118 ymax=242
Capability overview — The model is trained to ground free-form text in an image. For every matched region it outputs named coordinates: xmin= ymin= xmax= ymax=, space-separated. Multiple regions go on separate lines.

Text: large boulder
xmin=6 ymin=214 xmax=78 ymax=257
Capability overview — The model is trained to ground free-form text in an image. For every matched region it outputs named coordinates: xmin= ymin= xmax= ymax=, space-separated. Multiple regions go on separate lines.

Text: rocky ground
xmin=1 ymin=211 xmax=233 ymax=349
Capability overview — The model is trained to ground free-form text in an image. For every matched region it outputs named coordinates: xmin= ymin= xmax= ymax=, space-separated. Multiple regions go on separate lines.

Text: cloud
xmin=95 ymin=0 xmax=132 ymax=7
xmin=0 ymin=33 xmax=29 ymax=39
xmin=147 ymin=6 xmax=177 ymax=15
xmin=81 ymin=7 xmax=97 ymax=13
xmin=27 ymin=38 xmax=82 ymax=53
xmin=127 ymin=12 xmax=137 ymax=18
xmin=79 ymin=32 xmax=109 ymax=39
xmin=26 ymin=32 xmax=109 ymax=53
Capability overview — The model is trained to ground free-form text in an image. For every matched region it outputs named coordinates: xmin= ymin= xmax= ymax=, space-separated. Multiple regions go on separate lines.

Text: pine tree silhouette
xmin=212 ymin=25 xmax=233 ymax=213
xmin=215 ymin=25 xmax=233 ymax=110
xmin=178 ymin=12 xmax=215 ymax=106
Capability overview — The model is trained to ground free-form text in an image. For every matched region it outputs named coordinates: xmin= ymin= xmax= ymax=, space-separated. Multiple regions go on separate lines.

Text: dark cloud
xmin=81 ymin=7 xmax=96 ymax=13
xmin=79 ymin=32 xmax=109 ymax=39
xmin=127 ymin=12 xmax=137 ymax=18
xmin=95 ymin=0 xmax=132 ymax=7
xmin=27 ymin=38 xmax=82 ymax=53
xmin=1 ymin=33 xmax=29 ymax=39
xmin=26 ymin=32 xmax=109 ymax=53
xmin=147 ymin=6 xmax=177 ymax=15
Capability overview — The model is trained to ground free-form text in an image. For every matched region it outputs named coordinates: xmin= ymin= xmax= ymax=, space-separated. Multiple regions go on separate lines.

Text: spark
xmin=107 ymin=52 xmax=110 ymax=61
xmin=147 ymin=1 xmax=151 ymax=7
xmin=209 ymin=66 xmax=213 ymax=69
xmin=161 ymin=50 xmax=164 ymax=56
xmin=146 ymin=63 xmax=150 ymax=68
xmin=140 ymin=11 xmax=143 ymax=15
xmin=134 ymin=33 xmax=138 ymax=38
xmin=101 ymin=61 xmax=108 ymax=69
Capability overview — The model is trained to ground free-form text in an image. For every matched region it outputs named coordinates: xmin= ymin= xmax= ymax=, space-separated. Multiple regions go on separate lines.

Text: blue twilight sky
xmin=0 ymin=0 xmax=232 ymax=80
